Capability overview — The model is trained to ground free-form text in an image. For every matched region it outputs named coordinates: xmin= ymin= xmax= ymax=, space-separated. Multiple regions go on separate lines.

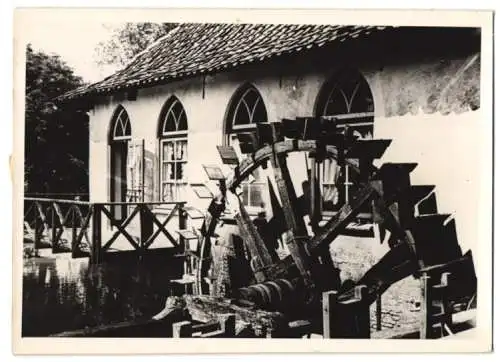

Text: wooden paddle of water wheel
xmin=180 ymin=116 xmax=477 ymax=339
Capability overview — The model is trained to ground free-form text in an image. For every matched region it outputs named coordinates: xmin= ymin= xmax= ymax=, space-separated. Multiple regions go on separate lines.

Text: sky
xmin=21 ymin=15 xmax=122 ymax=83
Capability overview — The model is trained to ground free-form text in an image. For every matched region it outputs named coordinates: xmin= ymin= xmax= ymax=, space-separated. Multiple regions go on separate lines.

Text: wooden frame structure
xmin=190 ymin=115 xmax=477 ymax=339
xmin=23 ymin=198 xmax=188 ymax=264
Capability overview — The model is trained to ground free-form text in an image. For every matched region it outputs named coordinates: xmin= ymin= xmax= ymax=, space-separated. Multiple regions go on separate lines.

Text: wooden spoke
xmin=309 ymin=183 xmax=376 ymax=251
xmin=196 ymin=197 xmax=225 ymax=295
xmin=269 ymin=150 xmax=316 ymax=288
xmin=230 ymin=192 xmax=273 ymax=280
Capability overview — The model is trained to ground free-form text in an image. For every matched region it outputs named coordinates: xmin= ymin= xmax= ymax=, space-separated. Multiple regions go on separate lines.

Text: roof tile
xmin=58 ymin=23 xmax=391 ymax=101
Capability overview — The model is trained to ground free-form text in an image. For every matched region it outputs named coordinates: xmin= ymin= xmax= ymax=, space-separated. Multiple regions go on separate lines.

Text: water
xmin=22 ymin=252 xmax=184 ymax=337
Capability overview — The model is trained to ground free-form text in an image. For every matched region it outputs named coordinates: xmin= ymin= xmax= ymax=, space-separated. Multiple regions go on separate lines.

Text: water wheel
xmin=192 ymin=117 xmax=476 ymax=323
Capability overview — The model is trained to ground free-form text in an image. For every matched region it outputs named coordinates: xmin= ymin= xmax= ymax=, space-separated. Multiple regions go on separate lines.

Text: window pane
xmin=175 ymin=162 xmax=187 ymax=181
xmin=323 ymin=159 xmax=339 ymax=183
xmin=163 ymin=114 xmax=177 ymax=133
xmin=249 ymin=184 xmax=264 ymax=207
xmin=175 ymin=140 xmax=187 ymax=160
xmin=123 ymin=116 xmax=131 ymax=136
xmin=324 ymin=88 xmax=349 ymax=116
xmin=163 ymin=142 xmax=174 ymax=161
xmin=350 ymin=81 xmax=374 ymax=114
xmin=234 ymin=102 xmax=251 ymax=125
xmin=178 ymin=110 xmax=187 ymax=131
xmin=252 ymin=98 xmax=268 ymax=123
xmin=163 ymin=162 xmax=175 ymax=181
xmin=241 ymin=184 xmax=249 ymax=205
xmin=162 ymin=183 xmax=174 ymax=202
xmin=322 ymin=185 xmax=338 ymax=211
xmin=243 ymin=89 xmax=259 ymax=108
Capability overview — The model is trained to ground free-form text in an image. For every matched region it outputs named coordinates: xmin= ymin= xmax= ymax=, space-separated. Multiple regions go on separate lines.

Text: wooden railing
xmin=23 ymin=197 xmax=188 ymax=264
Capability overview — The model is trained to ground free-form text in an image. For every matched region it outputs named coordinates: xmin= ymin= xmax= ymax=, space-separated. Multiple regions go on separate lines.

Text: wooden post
xmin=91 ymin=205 xmax=102 ymax=265
xmin=178 ymin=204 xmax=188 ymax=273
xmin=433 ymin=272 xmax=452 ymax=338
xmin=34 ymin=206 xmax=40 ymax=250
xmin=51 ymin=204 xmax=57 ymax=251
xmin=441 ymin=272 xmax=452 ymax=333
xmin=309 ymin=156 xmax=321 ymax=231
xmin=71 ymin=207 xmax=78 ymax=258
xmin=322 ymin=290 xmax=338 ymax=338
xmin=376 ymin=292 xmax=382 ymax=331
xmin=178 ymin=204 xmax=187 ymax=254
xmin=420 ymin=272 xmax=431 ymax=339
xmin=218 ymin=313 xmax=236 ymax=337
xmin=355 ymin=285 xmax=370 ymax=339
xmin=173 ymin=321 xmax=192 ymax=338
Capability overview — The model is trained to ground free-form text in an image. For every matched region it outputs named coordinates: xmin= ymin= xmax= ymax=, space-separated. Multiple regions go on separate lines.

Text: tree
xmin=25 ymin=44 xmax=89 ymax=198
xmin=94 ymin=22 xmax=178 ymax=67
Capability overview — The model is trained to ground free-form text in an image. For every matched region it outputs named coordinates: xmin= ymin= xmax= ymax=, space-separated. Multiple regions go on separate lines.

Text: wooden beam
xmin=309 ymin=183 xmax=376 ymax=251
xmin=232 ymin=193 xmax=274 ymax=281
xmin=269 ymin=151 xmax=316 ymax=289
xmin=322 ymin=290 xmax=338 ymax=339
xmin=91 ymin=204 xmax=102 ymax=265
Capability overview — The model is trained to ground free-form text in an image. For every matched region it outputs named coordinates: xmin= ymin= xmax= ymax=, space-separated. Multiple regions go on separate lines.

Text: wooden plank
xmin=417 ymin=192 xmax=438 ymax=215
xmin=91 ymin=204 xmax=102 ymax=264
xmin=345 ymin=139 xmax=392 ymax=160
xmin=309 ymin=183 xmax=376 ymax=251
xmin=216 ymin=145 xmax=240 ymax=165
xmin=166 ymin=294 xmax=287 ymax=338
xmin=322 ymin=290 xmax=338 ymax=339
xmin=420 ymin=272 xmax=431 ymax=339
xmin=74 ymin=206 xmax=92 ymax=248
xmin=373 ymin=163 xmax=417 ymax=203
xmin=71 ymin=207 xmax=78 ymax=257
xmin=376 ymin=293 xmax=382 ymax=331
xmin=196 ymin=197 xmax=226 ymax=294
xmin=233 ymin=194 xmax=273 ymax=281
xmin=173 ymin=321 xmax=192 ymax=338
xmin=218 ymin=313 xmax=236 ymax=337
xmin=73 ymin=204 xmax=91 ymax=245
xmin=100 ymin=205 xmax=141 ymax=251
xmin=53 ymin=203 xmax=73 ymax=248
xmin=269 ymin=151 xmax=315 ymax=288
xmin=256 ymin=122 xmax=283 ymax=145
xmin=142 ymin=204 xmax=179 ymax=248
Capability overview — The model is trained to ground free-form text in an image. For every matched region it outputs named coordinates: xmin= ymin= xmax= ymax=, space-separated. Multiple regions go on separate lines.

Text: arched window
xmin=225 ymin=84 xmax=268 ymax=209
xmin=110 ymin=105 xmax=132 ymax=141
xmin=226 ymin=84 xmax=268 ymax=134
xmin=315 ymin=69 xmax=374 ymax=138
xmin=158 ymin=96 xmax=188 ymax=202
xmin=315 ymin=70 xmax=374 ymax=212
xmin=109 ymin=105 xmax=132 ymax=219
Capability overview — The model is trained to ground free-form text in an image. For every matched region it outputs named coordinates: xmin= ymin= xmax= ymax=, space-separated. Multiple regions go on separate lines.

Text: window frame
xmin=158 ymin=97 xmax=189 ymax=202
xmin=225 ymin=84 xmax=268 ymax=211
xmin=110 ymin=106 xmax=132 ymax=142
xmin=315 ymin=70 xmax=375 ymax=214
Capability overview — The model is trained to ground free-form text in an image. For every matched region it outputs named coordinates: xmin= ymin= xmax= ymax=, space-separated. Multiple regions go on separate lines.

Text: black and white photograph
xmin=12 ymin=7 xmax=493 ymax=354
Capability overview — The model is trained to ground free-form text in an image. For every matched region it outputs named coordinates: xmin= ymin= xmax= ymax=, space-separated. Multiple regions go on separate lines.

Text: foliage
xmin=25 ymin=44 xmax=89 ymax=198
xmin=94 ymin=22 xmax=178 ymax=67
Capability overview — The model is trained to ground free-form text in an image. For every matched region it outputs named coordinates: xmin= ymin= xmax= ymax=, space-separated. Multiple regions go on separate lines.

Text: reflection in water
xmin=22 ymin=255 xmax=183 ymax=336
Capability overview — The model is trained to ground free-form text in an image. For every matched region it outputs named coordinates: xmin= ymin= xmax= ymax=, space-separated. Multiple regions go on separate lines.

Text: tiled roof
xmin=58 ymin=23 xmax=390 ymax=101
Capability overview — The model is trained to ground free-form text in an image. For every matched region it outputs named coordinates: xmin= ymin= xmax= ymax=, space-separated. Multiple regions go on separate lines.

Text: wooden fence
xmin=23 ymin=197 xmax=188 ymax=264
